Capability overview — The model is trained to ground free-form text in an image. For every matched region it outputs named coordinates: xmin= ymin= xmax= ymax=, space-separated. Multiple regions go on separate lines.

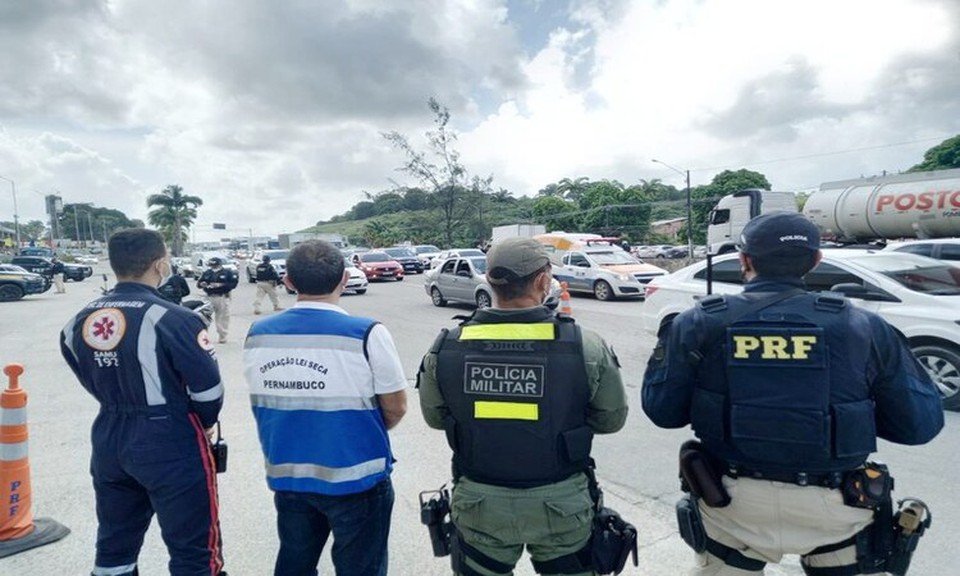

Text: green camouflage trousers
xmin=450 ymin=473 xmax=595 ymax=576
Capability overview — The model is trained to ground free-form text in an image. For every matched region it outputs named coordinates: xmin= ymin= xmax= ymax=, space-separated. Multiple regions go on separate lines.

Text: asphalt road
xmin=0 ymin=265 xmax=955 ymax=575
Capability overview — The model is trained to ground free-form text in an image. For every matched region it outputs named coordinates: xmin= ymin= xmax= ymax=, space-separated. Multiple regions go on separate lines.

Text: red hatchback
xmin=353 ymin=252 xmax=405 ymax=281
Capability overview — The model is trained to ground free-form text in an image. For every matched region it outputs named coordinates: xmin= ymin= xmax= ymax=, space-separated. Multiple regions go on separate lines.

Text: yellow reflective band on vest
xmin=474 ymin=401 xmax=539 ymax=421
xmin=459 ymin=323 xmax=555 ymax=341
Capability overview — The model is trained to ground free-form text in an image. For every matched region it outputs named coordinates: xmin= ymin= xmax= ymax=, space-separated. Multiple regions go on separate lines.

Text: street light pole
xmin=0 ymin=175 xmax=20 ymax=250
xmin=651 ymin=159 xmax=694 ymax=257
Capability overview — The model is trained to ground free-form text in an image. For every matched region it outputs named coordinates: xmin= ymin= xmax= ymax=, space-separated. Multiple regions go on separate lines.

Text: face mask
xmin=158 ymin=260 xmax=173 ymax=288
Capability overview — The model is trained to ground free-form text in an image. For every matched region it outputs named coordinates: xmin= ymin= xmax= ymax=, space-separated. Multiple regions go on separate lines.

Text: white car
xmin=412 ymin=244 xmax=442 ymax=267
xmin=285 ymin=258 xmax=367 ymax=295
xmin=551 ymin=246 xmax=667 ymax=301
xmin=344 ymin=258 xmax=368 ymax=295
xmin=883 ymin=238 xmax=960 ymax=264
xmin=641 ymin=250 xmax=960 ymax=410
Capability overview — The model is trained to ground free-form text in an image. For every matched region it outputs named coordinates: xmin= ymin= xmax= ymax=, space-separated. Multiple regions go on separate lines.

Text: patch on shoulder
xmin=82 ymin=308 xmax=127 ymax=351
xmin=197 ymin=329 xmax=215 ymax=352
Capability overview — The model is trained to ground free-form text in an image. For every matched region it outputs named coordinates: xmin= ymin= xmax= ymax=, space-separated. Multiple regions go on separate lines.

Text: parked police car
xmin=0 ymin=264 xmax=51 ymax=301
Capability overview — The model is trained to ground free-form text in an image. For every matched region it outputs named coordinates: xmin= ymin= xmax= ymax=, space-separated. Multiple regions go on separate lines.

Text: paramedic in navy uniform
xmin=60 ymin=228 xmax=226 ymax=576
xmin=642 ymin=212 xmax=943 ymax=575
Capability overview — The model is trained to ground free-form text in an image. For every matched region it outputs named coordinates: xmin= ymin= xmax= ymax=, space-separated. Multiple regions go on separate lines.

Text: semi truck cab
xmin=707 ymin=189 xmax=799 ymax=254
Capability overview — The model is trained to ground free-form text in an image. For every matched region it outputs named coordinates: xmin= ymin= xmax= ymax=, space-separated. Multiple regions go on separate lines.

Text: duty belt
xmin=725 ymin=464 xmax=844 ymax=488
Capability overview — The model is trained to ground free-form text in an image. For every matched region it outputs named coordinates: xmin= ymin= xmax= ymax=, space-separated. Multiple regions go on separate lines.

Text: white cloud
xmin=1 ymin=0 xmax=958 ymax=240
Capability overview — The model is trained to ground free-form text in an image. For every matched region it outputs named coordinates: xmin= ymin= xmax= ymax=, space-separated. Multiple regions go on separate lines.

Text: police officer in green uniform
xmin=418 ymin=237 xmax=628 ymax=576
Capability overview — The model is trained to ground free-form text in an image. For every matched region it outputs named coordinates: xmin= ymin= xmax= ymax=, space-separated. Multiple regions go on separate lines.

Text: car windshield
xmin=0 ymin=265 xmax=29 ymax=273
xmin=263 ymin=250 xmax=289 ymax=260
xmin=846 ymin=254 xmax=960 ymax=295
xmin=457 ymin=249 xmax=484 ymax=257
xmin=385 ymin=248 xmax=415 ymax=258
xmin=360 ymin=252 xmax=390 ymax=263
xmin=468 ymin=257 xmax=487 ymax=273
xmin=415 ymin=245 xmax=440 ymax=254
xmin=589 ymin=250 xmax=638 ymax=265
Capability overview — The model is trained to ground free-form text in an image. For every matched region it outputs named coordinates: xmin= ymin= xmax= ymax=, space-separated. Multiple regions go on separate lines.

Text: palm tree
xmin=147 ymin=185 xmax=202 ymax=256
xmin=557 ymin=177 xmax=590 ymax=202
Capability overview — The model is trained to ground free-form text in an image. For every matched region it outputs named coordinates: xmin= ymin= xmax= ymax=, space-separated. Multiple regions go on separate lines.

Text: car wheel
xmin=355 ymin=289 xmax=367 ymax=295
xmin=285 ymin=287 xmax=296 ymax=295
xmin=912 ymin=344 xmax=960 ymax=411
xmin=247 ymin=272 xmax=256 ymax=283
xmin=0 ymin=284 xmax=25 ymax=302
xmin=593 ymin=280 xmax=613 ymax=301
xmin=431 ymin=287 xmax=447 ymax=307
xmin=476 ymin=291 xmax=491 ymax=309
xmin=397 ymin=276 xmax=404 ymax=281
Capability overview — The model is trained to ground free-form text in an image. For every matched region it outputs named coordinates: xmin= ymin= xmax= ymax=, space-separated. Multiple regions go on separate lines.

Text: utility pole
xmin=0 ymin=175 xmax=19 ymax=250
xmin=652 ymin=159 xmax=695 ymax=257
xmin=73 ymin=205 xmax=81 ymax=248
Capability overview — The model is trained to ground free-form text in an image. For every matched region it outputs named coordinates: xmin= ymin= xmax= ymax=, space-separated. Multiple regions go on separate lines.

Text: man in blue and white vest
xmin=243 ymin=239 xmax=407 ymax=576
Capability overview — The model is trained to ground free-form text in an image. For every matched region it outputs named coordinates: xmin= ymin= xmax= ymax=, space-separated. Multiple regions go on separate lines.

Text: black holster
xmin=585 ymin=463 xmax=639 ymax=575
xmin=419 ymin=487 xmax=453 ymax=557
xmin=675 ymin=494 xmax=706 ymax=553
xmin=679 ymin=440 xmax=730 ymax=508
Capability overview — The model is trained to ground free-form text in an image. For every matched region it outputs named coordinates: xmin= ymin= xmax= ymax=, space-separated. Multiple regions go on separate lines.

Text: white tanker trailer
xmin=707 ymin=169 xmax=960 ymax=254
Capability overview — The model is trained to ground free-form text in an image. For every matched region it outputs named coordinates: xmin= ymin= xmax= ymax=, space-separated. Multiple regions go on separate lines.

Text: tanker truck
xmin=706 ymin=168 xmax=960 ymax=254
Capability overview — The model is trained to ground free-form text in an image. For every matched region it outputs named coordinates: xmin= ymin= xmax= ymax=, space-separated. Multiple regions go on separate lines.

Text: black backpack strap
xmin=712 ymin=288 xmax=806 ymax=325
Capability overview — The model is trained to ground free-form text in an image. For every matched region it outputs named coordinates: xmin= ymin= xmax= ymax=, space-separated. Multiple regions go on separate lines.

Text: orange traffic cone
xmin=559 ymin=282 xmax=573 ymax=316
xmin=0 ymin=363 xmax=69 ymax=558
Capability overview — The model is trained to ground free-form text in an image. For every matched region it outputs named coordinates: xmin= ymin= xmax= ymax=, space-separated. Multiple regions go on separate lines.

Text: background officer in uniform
xmin=197 ymin=256 xmax=238 ymax=343
xmin=642 ymin=212 xmax=944 ymax=575
xmin=243 ymin=240 xmax=407 ymax=576
xmin=252 ymin=254 xmax=283 ymax=315
xmin=418 ymin=237 xmax=628 ymax=576
xmin=51 ymin=254 xmax=66 ymax=293
xmin=159 ymin=262 xmax=191 ymax=305
xmin=60 ymin=228 xmax=226 ymax=576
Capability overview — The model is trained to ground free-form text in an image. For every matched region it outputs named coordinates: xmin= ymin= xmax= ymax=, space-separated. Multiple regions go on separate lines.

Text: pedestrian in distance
xmin=642 ymin=211 xmax=944 ymax=575
xmin=253 ymin=254 xmax=284 ymax=315
xmin=243 ymin=239 xmax=408 ymax=576
xmin=158 ymin=262 xmax=191 ymax=306
xmin=60 ymin=228 xmax=226 ymax=576
xmin=418 ymin=237 xmax=629 ymax=576
xmin=197 ymin=257 xmax=238 ymax=343
xmin=51 ymin=254 xmax=66 ymax=293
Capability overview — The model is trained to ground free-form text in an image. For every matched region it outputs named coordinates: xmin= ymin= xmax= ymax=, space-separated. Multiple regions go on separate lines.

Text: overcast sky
xmin=2 ymin=0 xmax=958 ymax=242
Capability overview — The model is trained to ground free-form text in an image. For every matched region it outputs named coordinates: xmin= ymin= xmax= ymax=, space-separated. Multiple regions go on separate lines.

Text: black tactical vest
xmin=692 ymin=291 xmax=878 ymax=474
xmin=434 ymin=307 xmax=592 ymax=488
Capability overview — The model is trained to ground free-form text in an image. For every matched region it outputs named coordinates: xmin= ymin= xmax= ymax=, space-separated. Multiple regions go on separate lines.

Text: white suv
xmin=641 ymin=250 xmax=960 ymax=410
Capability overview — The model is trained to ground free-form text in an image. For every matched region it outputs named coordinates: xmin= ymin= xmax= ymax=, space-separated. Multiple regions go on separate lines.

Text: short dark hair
xmin=489 ymin=263 xmax=551 ymax=302
xmin=285 ymin=240 xmax=345 ymax=295
xmin=109 ymin=228 xmax=166 ymax=278
xmin=749 ymin=247 xmax=818 ymax=278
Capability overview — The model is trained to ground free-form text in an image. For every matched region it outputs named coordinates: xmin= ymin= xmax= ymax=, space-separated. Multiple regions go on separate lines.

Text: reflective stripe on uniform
xmin=250 ymin=394 xmax=376 ymax=411
xmin=62 ymin=315 xmax=79 ymax=363
xmin=266 ymin=457 xmax=387 ymax=483
xmin=459 ymin=324 xmax=555 ymax=341
xmin=139 ymin=304 xmax=169 ymax=406
xmin=0 ymin=440 xmax=29 ymax=461
xmin=188 ymin=381 xmax=224 ymax=403
xmin=474 ymin=400 xmax=539 ymax=421
xmin=0 ymin=406 xmax=27 ymax=426
xmin=244 ymin=333 xmax=364 ymax=353
xmin=92 ymin=563 xmax=138 ymax=576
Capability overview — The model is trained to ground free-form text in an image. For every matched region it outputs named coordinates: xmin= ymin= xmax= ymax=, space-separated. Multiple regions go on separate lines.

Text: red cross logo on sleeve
xmin=82 ymin=308 xmax=127 ymax=351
